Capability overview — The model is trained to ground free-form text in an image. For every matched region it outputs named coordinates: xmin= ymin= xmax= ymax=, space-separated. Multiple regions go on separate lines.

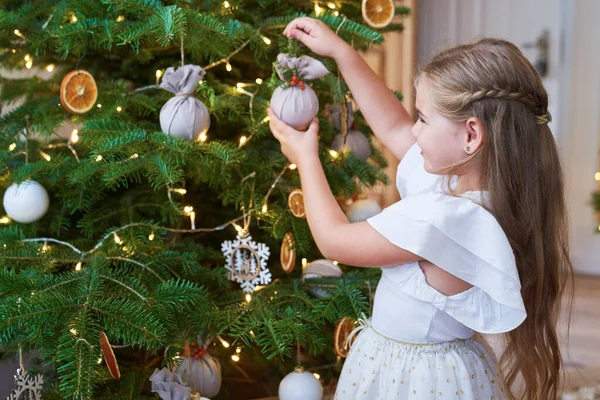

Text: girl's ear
xmin=464 ymin=117 xmax=485 ymax=154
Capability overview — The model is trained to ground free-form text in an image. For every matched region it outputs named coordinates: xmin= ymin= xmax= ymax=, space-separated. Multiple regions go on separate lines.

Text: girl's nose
xmin=411 ymin=122 xmax=419 ymax=138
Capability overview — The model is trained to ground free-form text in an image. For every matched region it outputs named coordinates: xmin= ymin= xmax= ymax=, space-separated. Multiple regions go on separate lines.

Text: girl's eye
xmin=418 ymin=116 xmax=426 ymax=124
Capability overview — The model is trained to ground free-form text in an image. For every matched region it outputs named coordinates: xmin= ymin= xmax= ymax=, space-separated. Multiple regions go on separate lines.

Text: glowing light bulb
xmin=223 ymin=1 xmax=230 ymax=8
xmin=46 ymin=64 xmax=54 ymax=72
xmin=327 ymin=2 xmax=336 ymax=8
xmin=25 ymin=60 xmax=33 ymax=69
xmin=8 ymin=143 xmax=16 ymax=151
xmin=40 ymin=151 xmax=51 ymax=161
xmin=226 ymin=62 xmax=232 ymax=72
xmin=199 ymin=132 xmax=208 ymax=142
xmin=14 ymin=29 xmax=22 ymax=37
xmin=95 ymin=155 xmax=103 ymax=162
xmin=184 ymin=206 xmax=194 ymax=215
xmin=113 ymin=233 xmax=122 ymax=244
xmin=97 ymin=357 xmax=103 ymax=364
xmin=231 ymin=354 xmax=240 ymax=362
xmin=70 ymin=129 xmax=79 ymax=143
xmin=156 ymin=70 xmax=162 ymax=79
xmin=255 ymin=78 xmax=263 ymax=85
xmin=70 ymin=328 xmax=78 ymax=335
xmin=314 ymin=4 xmax=323 ymax=15
xmin=97 ymin=103 xmax=102 ymax=108
xmin=313 ymin=372 xmax=321 ymax=379
xmin=261 ymin=204 xmax=268 ymax=213
xmin=261 ymin=116 xmax=270 ymax=124
xmin=218 ymin=336 xmax=230 ymax=348
xmin=262 ymin=36 xmax=272 ymax=45
xmin=75 ymin=262 xmax=82 ymax=271
xmin=189 ymin=211 xmax=196 ymax=230
xmin=329 ymin=149 xmax=339 ymax=159
xmin=245 ymin=294 xmax=252 ymax=303
xmin=302 ymin=258 xmax=308 ymax=268
xmin=236 ymin=346 xmax=242 ymax=354
xmin=148 ymin=232 xmax=155 ymax=241
xmin=239 ymin=136 xmax=247 ymax=145
xmin=233 ymin=223 xmax=246 ymax=236
xmin=289 ymin=164 xmax=297 ymax=170
xmin=71 ymin=15 xmax=77 ymax=22
xmin=595 ymin=172 xmax=600 ymax=181
xmin=0 ymin=217 xmax=11 ymax=224
xmin=116 ymin=15 xmax=125 ymax=22
xmin=116 ymin=106 xmax=122 ymax=112
xmin=333 ymin=10 xmax=339 ymax=16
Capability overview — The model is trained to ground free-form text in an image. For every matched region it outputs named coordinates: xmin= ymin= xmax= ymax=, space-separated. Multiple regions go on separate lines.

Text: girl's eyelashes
xmin=418 ymin=116 xmax=426 ymax=124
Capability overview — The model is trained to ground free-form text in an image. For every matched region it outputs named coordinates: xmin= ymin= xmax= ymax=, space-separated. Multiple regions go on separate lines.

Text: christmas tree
xmin=0 ymin=0 xmax=409 ymax=398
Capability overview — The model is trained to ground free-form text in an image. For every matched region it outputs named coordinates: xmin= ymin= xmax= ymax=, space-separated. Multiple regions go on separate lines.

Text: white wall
xmin=560 ymin=0 xmax=600 ymax=275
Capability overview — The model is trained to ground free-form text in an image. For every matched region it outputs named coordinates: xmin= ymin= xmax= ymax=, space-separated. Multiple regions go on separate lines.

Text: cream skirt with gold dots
xmin=334 ymin=326 xmax=506 ymax=399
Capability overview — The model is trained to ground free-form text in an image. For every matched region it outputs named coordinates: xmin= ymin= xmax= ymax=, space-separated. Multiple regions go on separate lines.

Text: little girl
xmin=268 ymin=17 xmax=573 ymax=400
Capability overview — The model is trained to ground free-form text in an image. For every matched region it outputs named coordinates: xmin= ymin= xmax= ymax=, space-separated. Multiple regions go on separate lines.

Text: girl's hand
xmin=283 ymin=17 xmax=351 ymax=60
xmin=268 ymin=108 xmax=320 ymax=168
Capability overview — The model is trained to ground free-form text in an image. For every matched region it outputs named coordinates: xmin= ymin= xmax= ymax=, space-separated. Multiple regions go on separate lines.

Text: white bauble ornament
xmin=330 ymin=130 xmax=372 ymax=161
xmin=3 ymin=180 xmax=49 ymax=223
xmin=160 ymin=64 xmax=210 ymax=141
xmin=302 ymin=259 xmax=342 ymax=298
xmin=279 ymin=366 xmax=323 ymax=400
xmin=270 ymin=54 xmax=329 ymax=130
xmin=345 ymin=199 xmax=382 ymax=223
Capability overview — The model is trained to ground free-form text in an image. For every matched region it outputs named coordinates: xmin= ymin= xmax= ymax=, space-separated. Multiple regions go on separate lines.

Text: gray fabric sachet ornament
xmin=175 ymin=351 xmax=222 ymax=397
xmin=328 ymin=103 xmax=372 ymax=161
xmin=270 ymin=54 xmax=329 ymax=130
xmin=160 ymin=64 xmax=210 ymax=141
xmin=150 ymin=367 xmax=192 ymax=400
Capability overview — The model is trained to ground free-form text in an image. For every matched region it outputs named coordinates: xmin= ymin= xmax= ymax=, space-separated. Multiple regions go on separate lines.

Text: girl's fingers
xmin=290 ymin=28 xmax=312 ymax=45
xmin=284 ymin=17 xmax=316 ymax=37
xmin=269 ymin=121 xmax=283 ymax=141
xmin=307 ymin=118 xmax=319 ymax=133
xmin=268 ymin=109 xmax=297 ymax=135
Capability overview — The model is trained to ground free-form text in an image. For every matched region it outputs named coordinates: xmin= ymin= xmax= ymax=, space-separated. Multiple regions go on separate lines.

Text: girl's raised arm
xmin=284 ymin=17 xmax=416 ymax=160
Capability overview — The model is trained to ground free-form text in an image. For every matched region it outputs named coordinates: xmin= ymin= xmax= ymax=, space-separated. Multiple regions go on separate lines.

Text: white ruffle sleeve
xmin=366 ymin=191 xmax=527 ymax=334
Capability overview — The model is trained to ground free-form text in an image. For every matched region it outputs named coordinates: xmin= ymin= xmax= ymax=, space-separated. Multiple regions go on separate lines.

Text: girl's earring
xmin=465 ymin=146 xmax=471 ymax=153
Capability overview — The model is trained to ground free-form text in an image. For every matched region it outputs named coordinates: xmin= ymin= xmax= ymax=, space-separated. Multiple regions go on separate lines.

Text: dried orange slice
xmin=281 ymin=232 xmax=296 ymax=273
xmin=60 ymin=69 xmax=98 ymax=114
xmin=361 ymin=0 xmax=395 ymax=28
xmin=99 ymin=331 xmax=121 ymax=379
xmin=288 ymin=189 xmax=306 ymax=219
xmin=334 ymin=316 xmax=357 ymax=358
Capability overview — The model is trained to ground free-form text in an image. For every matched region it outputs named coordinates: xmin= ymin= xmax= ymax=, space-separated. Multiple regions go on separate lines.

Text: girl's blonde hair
xmin=416 ymin=38 xmax=574 ymax=400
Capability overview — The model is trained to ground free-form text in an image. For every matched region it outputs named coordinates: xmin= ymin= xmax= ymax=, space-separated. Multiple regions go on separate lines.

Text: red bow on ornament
xmin=183 ymin=342 xmax=208 ymax=360
xmin=290 ymin=75 xmax=305 ymax=90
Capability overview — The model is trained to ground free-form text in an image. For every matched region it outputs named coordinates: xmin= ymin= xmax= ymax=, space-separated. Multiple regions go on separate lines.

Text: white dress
xmin=334 ymin=143 xmax=527 ymax=400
